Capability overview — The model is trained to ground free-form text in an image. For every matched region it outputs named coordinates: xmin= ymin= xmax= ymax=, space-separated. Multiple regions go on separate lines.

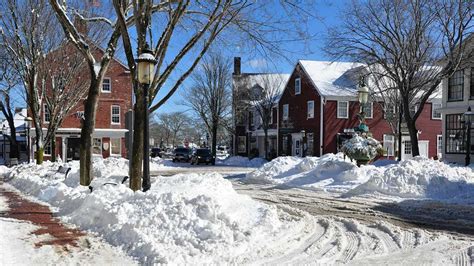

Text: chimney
xmin=73 ymin=15 xmax=88 ymax=36
xmin=233 ymin=57 xmax=241 ymax=75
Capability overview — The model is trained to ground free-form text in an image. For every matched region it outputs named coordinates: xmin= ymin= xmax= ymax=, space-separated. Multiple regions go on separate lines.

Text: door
xmin=402 ymin=137 xmax=429 ymax=160
xmin=418 ymin=141 xmax=429 ymax=158
xmin=66 ymin=138 xmax=81 ymax=161
xmin=293 ymin=139 xmax=301 ymax=156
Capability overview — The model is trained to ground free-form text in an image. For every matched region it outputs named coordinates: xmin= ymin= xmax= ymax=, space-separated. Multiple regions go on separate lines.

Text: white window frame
xmin=383 ymin=134 xmax=395 ymax=156
xmin=364 ymin=102 xmax=373 ymax=119
xmin=337 ymin=101 xmax=349 ymax=119
xmin=437 ymin=135 xmax=443 ymax=156
xmin=44 ymin=142 xmax=52 ymax=156
xmin=431 ymin=103 xmax=442 ymax=120
xmin=93 ymin=138 xmax=102 ymax=155
xmin=307 ymin=100 xmax=314 ymax=118
xmin=110 ymin=138 xmax=121 ymax=156
xmin=295 ymin=78 xmax=301 ymax=95
xmin=43 ymin=104 xmax=50 ymax=124
xmin=102 ymin=77 xmax=111 ymax=93
xmin=283 ymin=104 xmax=289 ymax=121
xmin=111 ymin=105 xmax=120 ymax=125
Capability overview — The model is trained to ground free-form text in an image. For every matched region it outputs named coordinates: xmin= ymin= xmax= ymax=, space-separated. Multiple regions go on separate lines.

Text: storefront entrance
xmin=66 ymin=137 xmax=81 ymax=161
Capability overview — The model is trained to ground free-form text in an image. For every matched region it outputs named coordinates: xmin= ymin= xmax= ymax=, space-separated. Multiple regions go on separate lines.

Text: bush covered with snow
xmin=4 ymin=158 xmax=302 ymax=264
xmin=341 ymin=135 xmax=382 ymax=164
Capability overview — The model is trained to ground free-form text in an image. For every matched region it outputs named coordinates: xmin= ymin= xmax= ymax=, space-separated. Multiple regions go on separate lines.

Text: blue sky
xmin=153 ymin=0 xmax=345 ymax=117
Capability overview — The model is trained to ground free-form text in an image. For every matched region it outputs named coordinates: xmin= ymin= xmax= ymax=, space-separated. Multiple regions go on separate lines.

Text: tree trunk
xmin=211 ymin=124 xmax=218 ymax=157
xmin=6 ymin=119 xmax=19 ymax=159
xmin=407 ymin=120 xmax=420 ymax=157
xmin=264 ymin=128 xmax=268 ymax=160
xmin=51 ymin=135 xmax=56 ymax=162
xmin=80 ymin=79 xmax=100 ymax=186
xmin=130 ymin=89 xmax=145 ymax=191
xmin=34 ymin=123 xmax=44 ymax=165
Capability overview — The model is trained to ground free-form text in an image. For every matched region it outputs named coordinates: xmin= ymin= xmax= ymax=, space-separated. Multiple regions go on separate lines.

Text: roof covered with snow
xmin=298 ymin=60 xmax=364 ymax=97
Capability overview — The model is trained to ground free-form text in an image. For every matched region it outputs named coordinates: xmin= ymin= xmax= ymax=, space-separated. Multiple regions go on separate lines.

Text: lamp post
xmin=136 ymin=44 xmax=157 ymax=192
xmin=461 ymin=106 xmax=473 ymax=166
xmin=24 ymin=117 xmax=33 ymax=163
xmin=357 ymin=84 xmax=369 ymax=133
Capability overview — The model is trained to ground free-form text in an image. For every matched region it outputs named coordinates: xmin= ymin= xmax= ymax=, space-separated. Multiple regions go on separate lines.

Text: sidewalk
xmin=0 ymin=182 xmax=137 ymax=265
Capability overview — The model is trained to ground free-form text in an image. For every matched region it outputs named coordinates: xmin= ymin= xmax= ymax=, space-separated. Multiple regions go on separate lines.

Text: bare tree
xmin=155 ymin=112 xmax=190 ymax=148
xmin=184 ymin=53 xmax=232 ymax=157
xmin=41 ymin=43 xmax=89 ymax=162
xmin=248 ymin=73 xmax=287 ymax=159
xmin=326 ymin=0 xmax=473 ymax=157
xmin=0 ymin=0 xmax=61 ymax=164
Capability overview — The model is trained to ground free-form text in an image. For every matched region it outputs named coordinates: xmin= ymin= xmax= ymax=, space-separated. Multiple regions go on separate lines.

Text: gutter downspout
xmin=320 ymin=97 xmax=324 ymax=156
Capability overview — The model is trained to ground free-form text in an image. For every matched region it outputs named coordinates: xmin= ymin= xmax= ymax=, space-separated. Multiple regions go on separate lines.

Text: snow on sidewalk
xmin=0 ymin=183 xmax=137 ymax=266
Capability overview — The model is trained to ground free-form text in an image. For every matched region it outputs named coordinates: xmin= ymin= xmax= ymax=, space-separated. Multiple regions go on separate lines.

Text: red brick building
xmin=34 ymin=46 xmax=132 ymax=161
xmin=233 ymin=60 xmax=443 ymax=160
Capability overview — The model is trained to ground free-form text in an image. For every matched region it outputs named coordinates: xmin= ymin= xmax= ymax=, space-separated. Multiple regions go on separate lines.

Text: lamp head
xmin=463 ymin=106 xmax=473 ymax=124
xmin=358 ymin=85 xmax=369 ymax=104
xmin=136 ymin=44 xmax=157 ymax=85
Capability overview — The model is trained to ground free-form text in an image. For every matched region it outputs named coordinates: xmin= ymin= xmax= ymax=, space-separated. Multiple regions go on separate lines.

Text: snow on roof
xmin=299 ymin=60 xmax=364 ymax=97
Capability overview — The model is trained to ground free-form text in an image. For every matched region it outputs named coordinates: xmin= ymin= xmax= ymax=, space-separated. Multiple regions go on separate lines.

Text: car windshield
xmin=175 ymin=148 xmax=190 ymax=153
xmin=196 ymin=149 xmax=211 ymax=156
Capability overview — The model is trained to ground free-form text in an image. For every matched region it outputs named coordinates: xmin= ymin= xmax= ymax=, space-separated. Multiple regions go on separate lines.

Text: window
xmin=307 ymin=101 xmax=314 ymax=118
xmin=404 ymin=140 xmax=412 ymax=155
xmin=111 ymin=138 xmax=121 ymax=156
xmin=44 ymin=104 xmax=50 ymax=123
xmin=445 ymin=114 xmax=467 ymax=154
xmin=283 ymin=104 xmax=289 ymax=120
xmin=409 ymin=103 xmax=418 ymax=116
xmin=282 ymin=135 xmax=289 ymax=155
xmin=448 ymin=70 xmax=464 ymax=101
xmin=93 ymin=138 xmax=102 ymax=155
xmin=307 ymin=133 xmax=314 ymax=156
xmin=249 ymin=111 xmax=254 ymax=126
xmin=111 ymin=105 xmax=120 ymax=124
xmin=102 ymin=78 xmax=111 ymax=92
xmin=384 ymin=104 xmax=396 ymax=120
xmin=44 ymin=142 xmax=52 ymax=156
xmin=437 ymin=135 xmax=443 ymax=156
xmin=432 ymin=103 xmax=442 ymax=120
xmin=238 ymin=136 xmax=246 ymax=153
xmin=471 ymin=68 xmax=474 ymax=99
xmin=295 ymin=78 xmax=301 ymax=95
xmin=383 ymin=135 xmax=395 ymax=156
xmin=362 ymin=102 xmax=373 ymax=119
xmin=337 ymin=101 xmax=349 ymax=119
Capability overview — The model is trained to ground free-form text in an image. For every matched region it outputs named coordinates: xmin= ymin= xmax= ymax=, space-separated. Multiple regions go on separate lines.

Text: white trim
xmin=43 ymin=104 xmax=50 ymax=124
xmin=431 ymin=102 xmax=442 ymax=120
xmin=437 ymin=134 xmax=443 ymax=156
xmin=364 ymin=102 xmax=373 ymax=119
xmin=295 ymin=77 xmax=301 ymax=95
xmin=283 ymin=104 xmax=289 ymax=121
xmin=337 ymin=101 xmax=349 ymax=119
xmin=307 ymin=100 xmax=314 ymax=118
xmin=383 ymin=134 xmax=395 ymax=156
xmin=320 ymin=97 xmax=324 ymax=155
xmin=101 ymin=77 xmax=112 ymax=93
xmin=44 ymin=142 xmax=52 ymax=156
xmin=111 ymin=105 xmax=121 ymax=125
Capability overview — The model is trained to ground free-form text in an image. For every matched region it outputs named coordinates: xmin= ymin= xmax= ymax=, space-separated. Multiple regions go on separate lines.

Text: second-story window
xmin=102 ymin=78 xmax=111 ymax=93
xmin=44 ymin=104 xmax=51 ymax=123
xmin=337 ymin=101 xmax=348 ymax=119
xmin=363 ymin=102 xmax=373 ymax=119
xmin=283 ymin=104 xmax=289 ymax=120
xmin=295 ymin=78 xmax=301 ymax=95
xmin=307 ymin=100 xmax=314 ymax=118
xmin=384 ymin=104 xmax=396 ymax=120
xmin=432 ymin=103 xmax=442 ymax=119
xmin=448 ymin=70 xmax=463 ymax=101
xmin=111 ymin=105 xmax=120 ymax=124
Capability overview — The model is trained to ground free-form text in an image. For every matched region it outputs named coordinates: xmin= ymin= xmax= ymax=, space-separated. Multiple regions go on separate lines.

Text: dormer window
xmin=295 ymin=77 xmax=301 ymax=95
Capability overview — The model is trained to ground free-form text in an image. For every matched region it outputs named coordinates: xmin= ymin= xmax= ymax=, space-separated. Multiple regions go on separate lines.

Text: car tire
xmin=172 ymin=159 xmax=175 ymax=162
xmin=191 ymin=161 xmax=194 ymax=165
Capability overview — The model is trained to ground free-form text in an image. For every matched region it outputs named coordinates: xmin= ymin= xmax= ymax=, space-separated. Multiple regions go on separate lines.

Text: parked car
xmin=172 ymin=147 xmax=192 ymax=162
xmin=151 ymin=148 xmax=162 ymax=158
xmin=190 ymin=148 xmax=215 ymax=165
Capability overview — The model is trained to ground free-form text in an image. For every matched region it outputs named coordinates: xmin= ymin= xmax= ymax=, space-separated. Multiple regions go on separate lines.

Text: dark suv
xmin=172 ymin=147 xmax=192 ymax=162
xmin=190 ymin=149 xmax=215 ymax=165
xmin=151 ymin=148 xmax=162 ymax=158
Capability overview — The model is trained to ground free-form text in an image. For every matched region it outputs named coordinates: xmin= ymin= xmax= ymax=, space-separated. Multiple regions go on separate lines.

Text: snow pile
xmin=5 ymin=158 xmax=301 ymax=264
xmin=218 ymin=156 xmax=267 ymax=167
xmin=245 ymin=154 xmax=364 ymax=191
xmin=346 ymin=157 xmax=474 ymax=202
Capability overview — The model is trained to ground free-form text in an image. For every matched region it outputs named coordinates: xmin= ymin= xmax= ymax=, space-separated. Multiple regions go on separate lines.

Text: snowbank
xmin=5 ymin=158 xmax=301 ymax=264
xmin=218 ymin=156 xmax=267 ymax=167
xmin=346 ymin=157 xmax=474 ymax=202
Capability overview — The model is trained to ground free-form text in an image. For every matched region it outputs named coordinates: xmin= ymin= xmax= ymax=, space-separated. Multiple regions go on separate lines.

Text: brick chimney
xmin=233 ymin=57 xmax=241 ymax=75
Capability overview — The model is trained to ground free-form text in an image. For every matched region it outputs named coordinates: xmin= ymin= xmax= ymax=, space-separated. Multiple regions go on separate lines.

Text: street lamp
xmin=356 ymin=84 xmax=369 ymax=133
xmin=24 ymin=117 xmax=33 ymax=163
xmin=461 ymin=106 xmax=473 ymax=166
xmin=136 ymin=44 xmax=157 ymax=192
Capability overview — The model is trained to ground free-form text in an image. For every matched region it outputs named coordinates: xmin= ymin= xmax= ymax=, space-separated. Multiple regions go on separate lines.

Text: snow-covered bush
xmin=341 ymin=134 xmax=383 ymax=165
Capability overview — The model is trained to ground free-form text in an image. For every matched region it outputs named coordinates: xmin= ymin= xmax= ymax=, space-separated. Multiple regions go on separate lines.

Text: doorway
xmin=67 ymin=138 xmax=81 ymax=161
